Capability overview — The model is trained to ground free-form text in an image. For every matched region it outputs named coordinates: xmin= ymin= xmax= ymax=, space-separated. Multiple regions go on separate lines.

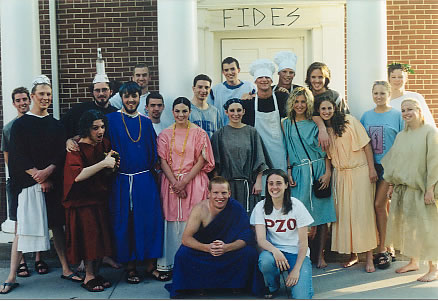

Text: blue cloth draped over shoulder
xmin=167 ymin=198 xmax=264 ymax=298
xmin=106 ymin=112 xmax=163 ymax=263
xmin=282 ymin=119 xmax=336 ymax=226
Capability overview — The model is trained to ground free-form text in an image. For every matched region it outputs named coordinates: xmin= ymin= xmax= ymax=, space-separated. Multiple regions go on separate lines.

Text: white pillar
xmin=347 ymin=0 xmax=387 ymax=119
xmin=1 ymin=0 xmax=41 ymax=234
xmin=157 ymin=0 xmax=198 ymax=127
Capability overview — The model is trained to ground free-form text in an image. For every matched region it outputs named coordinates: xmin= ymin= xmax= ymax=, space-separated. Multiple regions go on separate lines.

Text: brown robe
xmin=63 ymin=138 xmax=113 ymax=264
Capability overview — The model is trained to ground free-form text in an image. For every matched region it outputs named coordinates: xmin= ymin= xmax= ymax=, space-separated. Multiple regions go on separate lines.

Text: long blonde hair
xmin=286 ymin=86 xmax=314 ymax=121
xmin=401 ymin=98 xmax=424 ymax=130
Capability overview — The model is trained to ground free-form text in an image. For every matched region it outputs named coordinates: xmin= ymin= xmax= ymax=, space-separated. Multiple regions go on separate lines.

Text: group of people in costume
xmin=0 ymin=48 xmax=437 ymax=299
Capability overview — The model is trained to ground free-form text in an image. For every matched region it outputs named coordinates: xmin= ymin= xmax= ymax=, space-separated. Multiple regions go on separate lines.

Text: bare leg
xmin=51 ymin=226 xmax=81 ymax=281
xmin=83 ymin=260 xmax=103 ymax=291
xmin=365 ymin=250 xmax=375 ymax=273
xmin=417 ymin=261 xmax=438 ymax=282
xmin=396 ymin=258 xmax=419 ymax=273
xmin=316 ymin=224 xmax=328 ymax=268
xmin=375 ymin=180 xmax=390 ymax=253
xmin=343 ymin=253 xmax=359 ymax=268
xmin=0 ymin=224 xmax=22 ymax=293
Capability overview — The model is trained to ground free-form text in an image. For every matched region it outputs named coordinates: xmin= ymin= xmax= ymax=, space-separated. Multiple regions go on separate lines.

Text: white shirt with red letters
xmin=251 ymin=198 xmax=314 ymax=256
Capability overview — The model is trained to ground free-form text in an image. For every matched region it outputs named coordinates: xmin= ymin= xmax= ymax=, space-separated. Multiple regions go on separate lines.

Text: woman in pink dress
xmin=156 ymin=97 xmax=215 ymax=278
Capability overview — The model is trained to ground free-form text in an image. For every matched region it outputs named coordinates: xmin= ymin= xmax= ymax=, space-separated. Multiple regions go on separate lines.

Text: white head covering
xmin=249 ymin=59 xmax=276 ymax=81
xmin=32 ymin=75 xmax=51 ymax=89
xmin=93 ymin=48 xmax=109 ymax=84
xmin=274 ymin=51 xmax=297 ymax=72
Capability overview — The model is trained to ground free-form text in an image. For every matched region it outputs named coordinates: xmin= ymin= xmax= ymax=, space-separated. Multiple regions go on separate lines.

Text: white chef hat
xmin=249 ymin=58 xmax=276 ymax=81
xmin=274 ymin=51 xmax=297 ymax=72
xmin=31 ymin=75 xmax=51 ymax=89
xmin=93 ymin=48 xmax=109 ymax=84
xmin=93 ymin=74 xmax=109 ymax=84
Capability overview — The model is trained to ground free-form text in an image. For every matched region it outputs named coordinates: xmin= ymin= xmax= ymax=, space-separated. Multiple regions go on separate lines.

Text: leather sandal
xmin=34 ymin=260 xmax=49 ymax=275
xmin=17 ymin=262 xmax=30 ymax=277
xmin=81 ymin=278 xmax=104 ymax=292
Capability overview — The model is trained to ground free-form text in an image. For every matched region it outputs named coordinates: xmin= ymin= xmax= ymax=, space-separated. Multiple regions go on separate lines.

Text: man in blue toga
xmin=106 ymin=81 xmax=164 ymax=284
xmin=168 ymin=176 xmax=263 ymax=298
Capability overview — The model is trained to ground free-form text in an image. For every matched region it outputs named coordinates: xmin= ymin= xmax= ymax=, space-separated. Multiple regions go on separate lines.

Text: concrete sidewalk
xmin=0 ymin=260 xmax=436 ymax=299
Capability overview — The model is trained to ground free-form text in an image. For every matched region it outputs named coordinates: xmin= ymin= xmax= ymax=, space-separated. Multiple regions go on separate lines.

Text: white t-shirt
xmin=152 ymin=121 xmax=166 ymax=136
xmin=251 ymin=198 xmax=314 ymax=256
xmin=390 ymin=91 xmax=435 ymax=127
xmin=109 ymin=92 xmax=149 ymax=116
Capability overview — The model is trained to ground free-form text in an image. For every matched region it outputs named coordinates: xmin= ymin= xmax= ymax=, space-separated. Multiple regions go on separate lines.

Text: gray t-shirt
xmin=189 ymin=104 xmax=223 ymax=139
xmin=1 ymin=118 xmax=17 ymax=153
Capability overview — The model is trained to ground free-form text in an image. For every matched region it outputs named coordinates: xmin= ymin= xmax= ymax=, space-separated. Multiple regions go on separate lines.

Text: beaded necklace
xmin=121 ymin=111 xmax=141 ymax=143
xmin=168 ymin=121 xmax=191 ymax=176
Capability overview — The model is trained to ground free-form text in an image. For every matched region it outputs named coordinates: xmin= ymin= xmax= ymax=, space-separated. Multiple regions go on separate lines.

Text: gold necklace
xmin=121 ymin=111 xmax=141 ymax=143
xmin=169 ymin=121 xmax=191 ymax=175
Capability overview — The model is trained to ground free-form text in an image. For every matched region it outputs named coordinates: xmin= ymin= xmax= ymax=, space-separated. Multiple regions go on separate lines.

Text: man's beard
xmin=122 ymin=102 xmax=139 ymax=114
xmin=94 ymin=96 xmax=109 ymax=108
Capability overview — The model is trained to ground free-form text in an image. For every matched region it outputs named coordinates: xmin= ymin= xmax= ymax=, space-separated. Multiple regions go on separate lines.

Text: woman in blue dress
xmin=281 ymin=87 xmax=336 ymax=268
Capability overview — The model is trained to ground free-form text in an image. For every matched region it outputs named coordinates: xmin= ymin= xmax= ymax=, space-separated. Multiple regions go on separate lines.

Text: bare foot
xmin=343 ymin=254 xmax=359 ymax=268
xmin=103 ymin=256 xmax=122 ymax=269
xmin=365 ymin=262 xmax=375 ymax=273
xmin=77 ymin=260 xmax=85 ymax=273
xmin=417 ymin=271 xmax=438 ymax=282
xmin=316 ymin=256 xmax=327 ymax=269
xmin=396 ymin=262 xmax=419 ymax=274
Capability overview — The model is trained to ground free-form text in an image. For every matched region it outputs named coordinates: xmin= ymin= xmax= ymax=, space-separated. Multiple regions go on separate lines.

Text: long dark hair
xmin=316 ymin=96 xmax=348 ymax=137
xmin=264 ymin=169 xmax=292 ymax=215
xmin=78 ymin=109 xmax=108 ymax=138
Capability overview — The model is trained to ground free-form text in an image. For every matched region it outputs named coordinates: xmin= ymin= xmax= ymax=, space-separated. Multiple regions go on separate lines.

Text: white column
xmin=157 ymin=0 xmax=198 ymax=127
xmin=347 ymin=0 xmax=387 ymax=119
xmin=1 ymin=0 xmax=41 ymax=234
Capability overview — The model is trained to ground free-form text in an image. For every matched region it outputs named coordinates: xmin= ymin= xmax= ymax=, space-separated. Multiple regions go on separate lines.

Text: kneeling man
xmin=169 ymin=176 xmax=263 ymax=298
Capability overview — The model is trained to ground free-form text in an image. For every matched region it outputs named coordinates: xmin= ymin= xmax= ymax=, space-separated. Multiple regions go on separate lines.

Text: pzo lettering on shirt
xmin=265 ymin=219 xmax=297 ymax=232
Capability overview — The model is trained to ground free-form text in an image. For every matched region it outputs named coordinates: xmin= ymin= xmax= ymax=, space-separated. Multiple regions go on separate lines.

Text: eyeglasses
xmin=94 ymin=88 xmax=109 ymax=93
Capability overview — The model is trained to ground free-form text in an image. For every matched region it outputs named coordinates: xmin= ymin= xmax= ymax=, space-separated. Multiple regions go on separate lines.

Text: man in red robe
xmin=63 ymin=110 xmax=118 ymax=292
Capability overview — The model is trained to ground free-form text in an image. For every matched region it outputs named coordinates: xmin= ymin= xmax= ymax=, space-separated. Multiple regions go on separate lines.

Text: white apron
xmin=254 ymin=93 xmax=288 ymax=196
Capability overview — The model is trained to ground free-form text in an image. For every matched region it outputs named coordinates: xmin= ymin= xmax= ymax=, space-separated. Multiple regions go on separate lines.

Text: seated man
xmin=168 ymin=176 xmax=264 ymax=298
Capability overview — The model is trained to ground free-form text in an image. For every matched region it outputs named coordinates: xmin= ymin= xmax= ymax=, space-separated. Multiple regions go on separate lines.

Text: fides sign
xmin=221 ymin=7 xmax=300 ymax=29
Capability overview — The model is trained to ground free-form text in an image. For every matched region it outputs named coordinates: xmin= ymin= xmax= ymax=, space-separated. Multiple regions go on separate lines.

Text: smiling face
xmin=146 ymin=98 xmax=164 ymax=120
xmin=222 ymin=62 xmax=240 ymax=85
xmin=309 ymin=69 xmax=327 ymax=95
xmin=31 ymin=84 xmax=52 ymax=112
xmin=122 ymin=92 xmax=140 ymax=114
xmin=208 ymin=183 xmax=231 ymax=210
xmin=13 ymin=92 xmax=31 ymax=115
xmin=93 ymin=82 xmax=112 ymax=107
xmin=293 ymin=94 xmax=308 ymax=118
xmin=372 ymin=84 xmax=390 ymax=107
xmin=225 ymin=102 xmax=245 ymax=124
xmin=267 ymin=174 xmax=288 ymax=200
xmin=278 ymin=68 xmax=295 ymax=87
xmin=192 ymin=80 xmax=211 ymax=102
xmin=132 ymin=67 xmax=150 ymax=90
xmin=401 ymin=101 xmax=422 ymax=126
xmin=388 ymin=69 xmax=407 ymax=91
xmin=172 ymin=103 xmax=190 ymax=126
xmin=255 ymin=76 xmax=273 ymax=92
xmin=88 ymin=119 xmax=105 ymax=145
xmin=319 ymin=100 xmax=334 ymax=121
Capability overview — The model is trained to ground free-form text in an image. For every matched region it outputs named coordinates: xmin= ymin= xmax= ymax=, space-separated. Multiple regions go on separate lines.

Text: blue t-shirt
xmin=360 ymin=108 xmax=404 ymax=164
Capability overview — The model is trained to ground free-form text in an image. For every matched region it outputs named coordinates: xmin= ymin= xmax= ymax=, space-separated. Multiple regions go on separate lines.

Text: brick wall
xmin=0 ymin=0 xmax=159 ymax=224
xmin=387 ymin=0 xmax=438 ymax=125
xmin=39 ymin=0 xmax=159 ymax=116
